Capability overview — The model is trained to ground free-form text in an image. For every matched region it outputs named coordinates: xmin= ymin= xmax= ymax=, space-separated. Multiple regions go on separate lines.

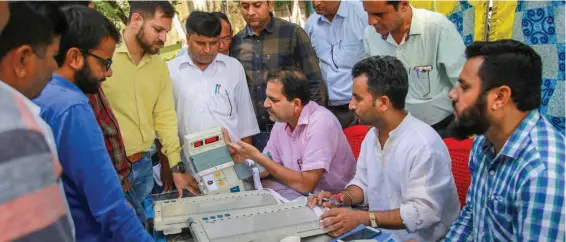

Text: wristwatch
xmin=171 ymin=162 xmax=187 ymax=173
xmin=369 ymin=211 xmax=378 ymax=228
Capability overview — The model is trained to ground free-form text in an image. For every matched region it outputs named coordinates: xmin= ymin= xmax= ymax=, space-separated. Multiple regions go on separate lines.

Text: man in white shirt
xmin=304 ymin=1 xmax=367 ymax=128
xmin=309 ymin=56 xmax=460 ymax=241
xmin=362 ymin=0 xmax=466 ymax=137
xmin=167 ymin=11 xmax=259 ymax=161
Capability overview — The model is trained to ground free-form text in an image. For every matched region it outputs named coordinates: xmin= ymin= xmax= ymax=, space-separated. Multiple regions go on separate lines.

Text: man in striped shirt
xmin=444 ymin=39 xmax=565 ymax=241
xmin=0 ymin=2 xmax=74 ymax=241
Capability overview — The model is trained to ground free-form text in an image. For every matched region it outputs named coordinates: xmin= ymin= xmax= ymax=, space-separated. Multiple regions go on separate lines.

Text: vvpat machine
xmin=182 ymin=127 xmax=252 ymax=195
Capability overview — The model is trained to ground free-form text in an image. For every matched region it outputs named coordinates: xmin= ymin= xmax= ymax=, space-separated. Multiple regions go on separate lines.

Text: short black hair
xmin=0 ymin=2 xmax=68 ymax=59
xmin=52 ymin=1 xmax=92 ymax=8
xmin=186 ymin=11 xmax=221 ymax=37
xmin=266 ymin=67 xmax=311 ymax=106
xmin=55 ymin=5 xmax=120 ymax=66
xmin=466 ymin=39 xmax=542 ymax=111
xmin=212 ymin=12 xmax=232 ymax=34
xmin=387 ymin=1 xmax=401 ymax=10
xmin=352 ymin=56 xmax=408 ymax=110
xmin=128 ymin=1 xmax=175 ymax=21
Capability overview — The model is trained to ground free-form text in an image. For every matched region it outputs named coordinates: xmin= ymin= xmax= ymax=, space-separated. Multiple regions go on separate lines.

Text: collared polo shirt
xmin=102 ymin=42 xmax=181 ymax=167
xmin=363 ymin=6 xmax=466 ymax=125
xmin=262 ymin=101 xmax=356 ymax=200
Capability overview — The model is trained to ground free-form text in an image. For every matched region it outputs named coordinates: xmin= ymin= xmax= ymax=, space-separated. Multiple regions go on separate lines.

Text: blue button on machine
xmin=217 ymin=215 xmax=224 ymax=218
xmin=202 ymin=217 xmax=209 ymax=221
xmin=230 ymin=186 xmax=240 ymax=193
xmin=210 ymin=216 xmax=216 ymax=219
xmin=225 ymin=213 xmax=230 ymax=217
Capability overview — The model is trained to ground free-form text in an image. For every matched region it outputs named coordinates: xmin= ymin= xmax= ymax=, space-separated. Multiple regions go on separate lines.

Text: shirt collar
xmin=318 ymin=2 xmax=349 ymax=23
xmin=116 ymin=31 xmax=153 ymax=62
xmin=481 ymin=110 xmax=541 ymax=159
xmin=245 ymin=12 xmax=275 ymax=36
xmin=284 ymin=101 xmax=318 ymax=131
xmin=381 ymin=5 xmax=423 ymax=41
xmin=50 ymin=73 xmax=84 ymax=95
xmin=373 ymin=112 xmax=412 ymax=138
xmin=0 ymin=80 xmax=41 ymax=115
xmin=177 ymin=52 xmax=224 ymax=70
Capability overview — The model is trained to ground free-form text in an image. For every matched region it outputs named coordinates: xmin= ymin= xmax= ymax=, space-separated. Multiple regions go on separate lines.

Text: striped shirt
xmin=230 ymin=13 xmax=327 ymax=131
xmin=0 ymin=80 xmax=74 ymax=242
xmin=444 ymin=110 xmax=565 ymax=241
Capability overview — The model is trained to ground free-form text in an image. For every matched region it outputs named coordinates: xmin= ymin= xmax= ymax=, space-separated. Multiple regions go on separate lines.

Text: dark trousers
xmin=432 ymin=114 xmax=455 ymax=138
xmin=328 ymin=104 xmax=356 ymax=129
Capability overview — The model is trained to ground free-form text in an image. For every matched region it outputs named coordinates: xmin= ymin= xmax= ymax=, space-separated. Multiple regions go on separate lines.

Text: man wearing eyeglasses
xmin=33 ymin=5 xmax=153 ymax=241
xmin=101 ymin=1 xmax=200 ymax=222
xmin=168 ymin=12 xmax=259 ymax=165
xmin=305 ymin=0 xmax=367 ymax=128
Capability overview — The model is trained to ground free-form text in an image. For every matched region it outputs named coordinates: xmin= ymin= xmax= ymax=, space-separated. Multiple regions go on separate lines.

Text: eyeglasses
xmin=219 ymin=36 xmax=232 ymax=44
xmin=80 ymin=49 xmax=113 ymax=71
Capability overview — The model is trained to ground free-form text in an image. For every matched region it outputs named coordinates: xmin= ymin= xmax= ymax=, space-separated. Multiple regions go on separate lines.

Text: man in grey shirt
xmin=362 ymin=0 xmax=466 ymax=136
xmin=0 ymin=2 xmax=74 ymax=241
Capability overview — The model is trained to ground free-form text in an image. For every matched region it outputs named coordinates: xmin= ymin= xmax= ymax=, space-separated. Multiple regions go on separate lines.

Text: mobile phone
xmin=336 ymin=226 xmax=381 ymax=242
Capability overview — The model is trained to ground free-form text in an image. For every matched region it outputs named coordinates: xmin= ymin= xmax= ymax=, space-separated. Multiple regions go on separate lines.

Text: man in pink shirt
xmin=228 ymin=67 xmax=356 ymax=200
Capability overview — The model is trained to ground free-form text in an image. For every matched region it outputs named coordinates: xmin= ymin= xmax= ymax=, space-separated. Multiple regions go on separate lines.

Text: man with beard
xmin=33 ymin=6 xmax=152 ymax=241
xmin=0 ymin=2 xmax=75 ymax=241
xmin=228 ymin=67 xmax=355 ymax=201
xmin=101 ymin=2 xmax=199 ymax=220
xmin=308 ymin=56 xmax=459 ymax=241
xmin=444 ymin=40 xmax=565 ymax=241
xmin=167 ymin=12 xmax=259 ymax=166
xmin=304 ymin=0 xmax=367 ymax=128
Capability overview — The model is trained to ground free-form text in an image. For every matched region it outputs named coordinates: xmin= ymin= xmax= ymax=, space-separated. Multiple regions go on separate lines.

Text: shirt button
xmin=256 ymin=55 xmax=259 ymax=58
xmin=487 ymin=195 xmax=492 ymax=200
xmin=416 ymin=220 xmax=422 ymax=225
xmin=489 ymin=170 xmax=495 ymax=176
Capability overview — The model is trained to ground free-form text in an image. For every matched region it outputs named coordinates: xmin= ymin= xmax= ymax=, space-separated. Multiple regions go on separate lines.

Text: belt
xmin=128 ymin=152 xmax=144 ymax=163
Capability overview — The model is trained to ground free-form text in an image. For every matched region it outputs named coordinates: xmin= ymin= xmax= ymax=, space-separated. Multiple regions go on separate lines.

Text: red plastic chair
xmin=443 ymin=137 xmax=474 ymax=208
xmin=343 ymin=125 xmax=371 ymax=161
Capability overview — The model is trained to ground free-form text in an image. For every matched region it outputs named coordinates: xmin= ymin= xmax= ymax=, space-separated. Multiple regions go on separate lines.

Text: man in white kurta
xmin=310 ymin=56 xmax=460 ymax=241
xmin=167 ymin=12 xmax=259 ymax=158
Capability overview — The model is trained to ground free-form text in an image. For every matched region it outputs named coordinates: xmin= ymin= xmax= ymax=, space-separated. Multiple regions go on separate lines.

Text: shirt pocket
xmin=332 ymin=39 xmax=364 ymax=68
xmin=486 ymin=193 xmax=513 ymax=226
xmin=208 ymin=87 xmax=234 ymax=117
xmin=408 ymin=65 xmax=432 ymax=99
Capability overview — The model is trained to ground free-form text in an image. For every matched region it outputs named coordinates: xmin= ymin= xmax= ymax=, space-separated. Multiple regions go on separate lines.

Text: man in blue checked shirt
xmin=444 ymin=39 xmax=565 ymax=241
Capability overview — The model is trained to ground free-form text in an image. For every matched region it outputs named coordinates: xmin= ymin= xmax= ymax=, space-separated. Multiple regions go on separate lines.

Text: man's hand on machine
xmin=172 ymin=172 xmax=200 ymax=197
xmin=221 ymin=128 xmax=246 ymax=164
xmin=226 ymin=140 xmax=262 ymax=162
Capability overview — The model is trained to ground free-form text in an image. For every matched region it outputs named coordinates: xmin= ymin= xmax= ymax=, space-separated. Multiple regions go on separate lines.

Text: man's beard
xmin=75 ymin=62 xmax=104 ymax=94
xmin=448 ymin=94 xmax=491 ymax=140
xmin=135 ymin=24 xmax=164 ymax=55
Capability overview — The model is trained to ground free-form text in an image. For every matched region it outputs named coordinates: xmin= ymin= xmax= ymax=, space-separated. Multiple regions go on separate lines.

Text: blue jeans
xmin=128 ymin=152 xmax=154 ymax=223
xmin=124 ymin=189 xmax=146 ymax=225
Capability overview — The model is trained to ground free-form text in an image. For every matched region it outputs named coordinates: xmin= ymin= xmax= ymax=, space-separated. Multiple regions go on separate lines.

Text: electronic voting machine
xmin=182 ymin=127 xmax=252 ymax=195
